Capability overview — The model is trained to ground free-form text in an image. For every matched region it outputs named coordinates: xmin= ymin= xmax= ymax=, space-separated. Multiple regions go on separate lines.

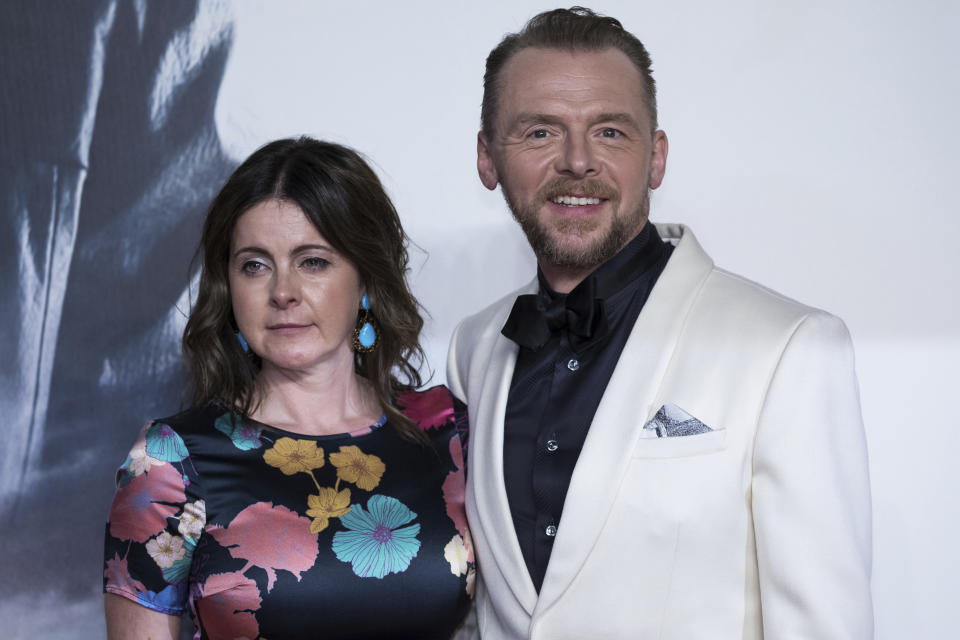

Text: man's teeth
xmin=551 ymin=196 xmax=601 ymax=206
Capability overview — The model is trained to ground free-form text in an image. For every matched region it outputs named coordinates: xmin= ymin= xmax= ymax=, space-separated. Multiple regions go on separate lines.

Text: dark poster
xmin=1 ymin=1 xmax=234 ymax=634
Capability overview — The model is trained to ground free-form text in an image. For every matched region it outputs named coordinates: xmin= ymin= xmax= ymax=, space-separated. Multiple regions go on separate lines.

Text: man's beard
xmin=503 ymin=176 xmax=649 ymax=271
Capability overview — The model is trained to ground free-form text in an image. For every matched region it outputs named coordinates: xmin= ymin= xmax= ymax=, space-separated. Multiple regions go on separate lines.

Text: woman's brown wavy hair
xmin=182 ymin=137 xmax=427 ymax=442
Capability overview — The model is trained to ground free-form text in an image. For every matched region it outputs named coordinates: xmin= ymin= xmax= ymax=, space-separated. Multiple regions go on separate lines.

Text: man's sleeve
xmin=445 ymin=321 xmax=480 ymax=640
xmin=752 ymin=311 xmax=874 ymax=638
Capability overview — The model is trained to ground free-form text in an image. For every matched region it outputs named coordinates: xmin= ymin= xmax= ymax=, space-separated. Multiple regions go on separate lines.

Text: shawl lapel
xmin=533 ymin=223 xmax=715 ymax=617
xmin=467 ymin=279 xmax=540 ymax=614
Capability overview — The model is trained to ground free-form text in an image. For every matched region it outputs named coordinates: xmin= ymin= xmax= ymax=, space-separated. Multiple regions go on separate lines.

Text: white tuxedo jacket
xmin=447 ymin=224 xmax=873 ymax=639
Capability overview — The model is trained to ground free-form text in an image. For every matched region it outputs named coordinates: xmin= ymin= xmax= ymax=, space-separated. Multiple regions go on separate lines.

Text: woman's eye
xmin=301 ymin=256 xmax=330 ymax=271
xmin=241 ymin=260 xmax=267 ymax=275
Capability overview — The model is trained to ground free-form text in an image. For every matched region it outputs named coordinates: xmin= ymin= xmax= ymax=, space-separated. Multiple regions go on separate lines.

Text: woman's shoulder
xmin=114 ymin=404 xmax=239 ymax=493
xmin=121 ymin=404 xmax=239 ymax=461
xmin=149 ymin=403 xmax=234 ymax=435
xmin=394 ymin=385 xmax=467 ymax=432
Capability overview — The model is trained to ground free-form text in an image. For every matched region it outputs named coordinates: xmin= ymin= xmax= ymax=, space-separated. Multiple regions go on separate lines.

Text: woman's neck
xmin=251 ymin=357 xmax=381 ymax=437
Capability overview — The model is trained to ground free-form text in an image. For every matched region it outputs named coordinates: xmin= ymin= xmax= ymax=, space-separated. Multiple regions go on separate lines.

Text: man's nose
xmin=555 ymin=134 xmax=599 ymax=178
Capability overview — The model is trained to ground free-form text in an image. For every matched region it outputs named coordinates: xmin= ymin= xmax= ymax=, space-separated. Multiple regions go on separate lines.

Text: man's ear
xmin=477 ymin=131 xmax=500 ymax=191
xmin=648 ymin=129 xmax=669 ymax=189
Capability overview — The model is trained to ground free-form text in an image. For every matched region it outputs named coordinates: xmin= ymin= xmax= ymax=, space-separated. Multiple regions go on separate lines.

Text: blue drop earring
xmin=353 ymin=293 xmax=379 ymax=353
xmin=236 ymin=331 xmax=250 ymax=353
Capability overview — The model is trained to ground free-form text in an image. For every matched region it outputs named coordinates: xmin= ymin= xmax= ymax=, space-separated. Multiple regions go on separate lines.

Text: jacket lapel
xmin=533 ymin=223 xmax=715 ymax=616
xmin=467 ymin=280 xmax=540 ymax=614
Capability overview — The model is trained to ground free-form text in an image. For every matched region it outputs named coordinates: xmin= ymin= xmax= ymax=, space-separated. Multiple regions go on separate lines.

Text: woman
xmin=103 ymin=138 xmax=474 ymax=639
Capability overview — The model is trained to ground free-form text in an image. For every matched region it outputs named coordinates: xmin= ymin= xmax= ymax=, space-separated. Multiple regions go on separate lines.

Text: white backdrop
xmin=216 ymin=1 xmax=959 ymax=638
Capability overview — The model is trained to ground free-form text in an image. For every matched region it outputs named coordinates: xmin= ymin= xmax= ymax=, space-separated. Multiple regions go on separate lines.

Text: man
xmin=447 ymin=7 xmax=872 ymax=639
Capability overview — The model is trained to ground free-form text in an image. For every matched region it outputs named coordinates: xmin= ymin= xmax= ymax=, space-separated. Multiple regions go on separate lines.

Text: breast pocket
xmin=631 ymin=428 xmax=727 ymax=459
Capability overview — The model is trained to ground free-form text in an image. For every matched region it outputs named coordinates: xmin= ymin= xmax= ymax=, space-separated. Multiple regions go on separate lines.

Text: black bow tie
xmin=501 ymin=224 xmax=670 ymax=353
xmin=501 ymin=276 xmax=608 ymax=352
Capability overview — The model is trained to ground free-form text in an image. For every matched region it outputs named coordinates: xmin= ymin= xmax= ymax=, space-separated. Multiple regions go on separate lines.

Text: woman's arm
xmin=104 ymin=593 xmax=180 ymax=640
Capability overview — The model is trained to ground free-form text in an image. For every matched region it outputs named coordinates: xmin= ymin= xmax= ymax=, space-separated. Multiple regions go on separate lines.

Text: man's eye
xmin=530 ymin=129 xmax=549 ymax=139
xmin=301 ymin=257 xmax=330 ymax=271
xmin=601 ymin=128 xmax=622 ymax=138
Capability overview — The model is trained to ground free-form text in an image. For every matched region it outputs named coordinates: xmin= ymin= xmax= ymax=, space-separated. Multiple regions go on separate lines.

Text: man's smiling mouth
xmin=550 ymin=196 xmax=602 ymax=206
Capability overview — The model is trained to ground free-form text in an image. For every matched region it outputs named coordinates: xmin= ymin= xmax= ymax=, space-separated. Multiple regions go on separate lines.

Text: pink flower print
xmin=108 ymin=462 xmax=186 ymax=542
xmin=396 ymin=386 xmax=453 ymax=431
xmin=103 ymin=553 xmax=147 ymax=597
xmin=208 ymin=502 xmax=318 ymax=593
xmin=197 ymin=571 xmax=261 ymax=640
xmin=442 ymin=435 xmax=469 ymax=550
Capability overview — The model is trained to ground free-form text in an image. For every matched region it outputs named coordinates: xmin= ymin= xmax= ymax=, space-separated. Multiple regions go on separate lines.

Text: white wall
xmin=217 ymin=1 xmax=959 ymax=637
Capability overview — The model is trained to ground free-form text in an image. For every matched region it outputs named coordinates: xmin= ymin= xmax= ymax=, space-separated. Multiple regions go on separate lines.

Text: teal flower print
xmin=332 ymin=495 xmax=420 ymax=579
xmin=145 ymin=422 xmax=188 ymax=462
xmin=214 ymin=414 xmax=263 ymax=450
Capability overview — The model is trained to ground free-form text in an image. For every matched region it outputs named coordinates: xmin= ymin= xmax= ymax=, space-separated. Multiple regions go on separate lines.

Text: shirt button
xmin=545 ymin=525 xmax=557 ymax=537
xmin=567 ymin=358 xmax=580 ymax=372
xmin=546 ymin=439 xmax=559 ymax=452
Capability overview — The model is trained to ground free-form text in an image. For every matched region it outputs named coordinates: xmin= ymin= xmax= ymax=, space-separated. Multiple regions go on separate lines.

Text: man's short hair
xmin=481 ymin=6 xmax=658 ymax=137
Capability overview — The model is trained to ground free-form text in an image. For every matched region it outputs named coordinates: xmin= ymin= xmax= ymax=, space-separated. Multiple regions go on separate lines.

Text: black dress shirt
xmin=501 ymin=223 xmax=673 ymax=591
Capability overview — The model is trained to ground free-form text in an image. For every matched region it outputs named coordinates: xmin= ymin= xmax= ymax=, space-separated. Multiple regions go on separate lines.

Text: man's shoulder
xmin=708 ymin=267 xmax=813 ymax=314
xmin=694 ymin=265 xmax=849 ymax=349
xmin=659 ymin=222 xmax=838 ymax=327
xmin=702 ymin=267 xmax=833 ymax=324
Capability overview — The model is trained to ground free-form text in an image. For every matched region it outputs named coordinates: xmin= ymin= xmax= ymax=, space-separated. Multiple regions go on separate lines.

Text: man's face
xmin=478 ymin=47 xmax=668 ymax=273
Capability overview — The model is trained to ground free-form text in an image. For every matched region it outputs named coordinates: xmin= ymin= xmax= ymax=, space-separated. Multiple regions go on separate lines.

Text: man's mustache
xmin=536 ymin=178 xmax=618 ymax=202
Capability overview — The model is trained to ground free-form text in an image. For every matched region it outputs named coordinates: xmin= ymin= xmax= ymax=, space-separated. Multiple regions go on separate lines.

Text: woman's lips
xmin=267 ymin=323 xmax=312 ymax=334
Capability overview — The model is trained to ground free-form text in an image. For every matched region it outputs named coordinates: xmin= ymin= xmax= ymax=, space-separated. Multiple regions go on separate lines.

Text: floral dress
xmin=103 ymin=385 xmax=474 ymax=639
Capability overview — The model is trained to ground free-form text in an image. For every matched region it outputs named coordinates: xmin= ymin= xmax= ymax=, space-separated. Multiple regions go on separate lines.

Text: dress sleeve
xmin=103 ymin=420 xmax=204 ymax=616
xmin=752 ymin=312 xmax=873 ymax=638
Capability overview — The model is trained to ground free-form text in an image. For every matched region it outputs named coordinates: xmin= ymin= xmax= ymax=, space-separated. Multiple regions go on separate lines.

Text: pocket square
xmin=640 ymin=404 xmax=713 ymax=438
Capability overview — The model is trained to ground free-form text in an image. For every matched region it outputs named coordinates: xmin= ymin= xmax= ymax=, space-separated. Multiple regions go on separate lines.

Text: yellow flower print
xmin=146 ymin=531 xmax=186 ymax=568
xmin=263 ymin=438 xmax=325 ymax=475
xmin=329 ymin=445 xmax=385 ymax=491
xmin=306 ymin=487 xmax=352 ymax=534
xmin=444 ymin=534 xmax=469 ymax=576
xmin=177 ymin=499 xmax=206 ymax=540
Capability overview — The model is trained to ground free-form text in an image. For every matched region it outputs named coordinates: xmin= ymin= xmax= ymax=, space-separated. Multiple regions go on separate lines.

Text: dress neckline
xmin=245 ymin=412 xmax=388 ymax=441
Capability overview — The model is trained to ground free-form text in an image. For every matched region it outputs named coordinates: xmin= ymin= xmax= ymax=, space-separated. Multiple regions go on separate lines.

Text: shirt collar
xmin=537 ymin=222 xmax=666 ymax=303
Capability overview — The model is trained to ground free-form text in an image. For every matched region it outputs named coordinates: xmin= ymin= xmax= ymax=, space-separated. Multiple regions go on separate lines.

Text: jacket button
xmin=546 ymin=439 xmax=559 ymax=452
xmin=545 ymin=524 xmax=557 ymax=537
xmin=567 ymin=358 xmax=579 ymax=372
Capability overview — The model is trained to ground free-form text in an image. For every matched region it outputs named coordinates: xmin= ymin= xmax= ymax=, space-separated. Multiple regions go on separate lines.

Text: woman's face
xmin=228 ymin=200 xmax=363 ymax=376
